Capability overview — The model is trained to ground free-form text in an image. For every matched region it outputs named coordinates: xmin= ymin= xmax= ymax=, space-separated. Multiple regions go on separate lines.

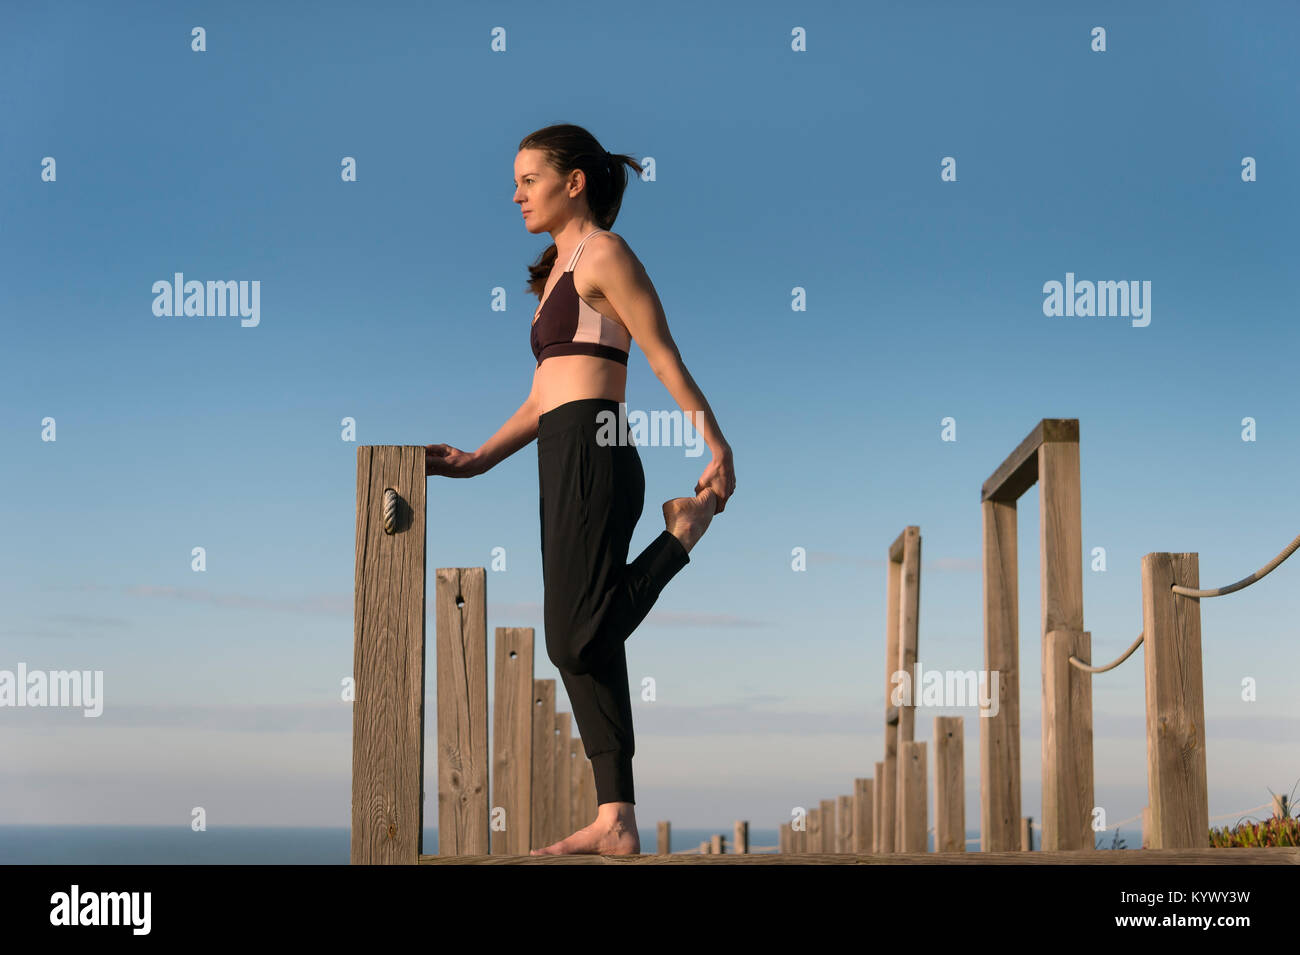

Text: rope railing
xmin=1067 ymin=531 xmax=1299 ymax=673
xmin=1170 ymin=530 xmax=1300 ymax=598
xmin=1069 ymin=631 xmax=1145 ymax=673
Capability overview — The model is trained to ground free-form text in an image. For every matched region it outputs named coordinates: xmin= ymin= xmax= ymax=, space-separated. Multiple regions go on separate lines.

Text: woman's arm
xmin=469 ymin=367 xmax=542 ymax=475
xmin=589 ymin=234 xmax=735 ymax=511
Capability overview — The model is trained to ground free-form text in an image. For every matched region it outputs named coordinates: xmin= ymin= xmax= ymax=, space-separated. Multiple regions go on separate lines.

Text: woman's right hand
xmin=426 ymin=443 xmax=480 ymax=478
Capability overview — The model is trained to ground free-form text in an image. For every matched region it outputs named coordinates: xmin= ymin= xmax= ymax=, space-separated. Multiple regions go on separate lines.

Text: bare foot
xmin=530 ymin=813 xmax=640 ymax=856
xmin=662 ymin=488 xmax=717 ymax=555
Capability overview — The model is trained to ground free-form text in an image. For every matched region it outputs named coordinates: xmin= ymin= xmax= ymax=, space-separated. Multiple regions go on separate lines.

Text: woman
xmin=425 ymin=123 xmax=735 ymax=856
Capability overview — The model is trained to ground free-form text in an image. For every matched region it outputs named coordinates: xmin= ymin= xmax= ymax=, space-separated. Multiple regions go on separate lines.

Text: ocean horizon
xmin=0 ymin=824 xmax=1146 ymax=863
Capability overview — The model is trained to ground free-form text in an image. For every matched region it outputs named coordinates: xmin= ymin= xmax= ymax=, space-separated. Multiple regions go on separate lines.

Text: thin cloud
xmin=124 ymin=585 xmax=349 ymax=616
xmin=806 ymin=552 xmax=980 ymax=572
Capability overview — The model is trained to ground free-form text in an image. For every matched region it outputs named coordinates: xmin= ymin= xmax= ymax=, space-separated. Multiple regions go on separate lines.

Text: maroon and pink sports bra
xmin=531 ymin=229 xmax=631 ymax=367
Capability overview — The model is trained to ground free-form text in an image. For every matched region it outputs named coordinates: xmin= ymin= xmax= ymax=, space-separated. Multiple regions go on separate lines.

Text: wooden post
xmin=820 ymin=798 xmax=837 ymax=853
xmin=980 ymin=495 xmax=1020 ymax=852
xmin=1043 ymin=629 xmax=1094 ymax=850
xmin=1141 ymin=806 xmax=1151 ymax=848
xmin=934 ymin=716 xmax=964 ymax=852
xmin=734 ymin=820 xmax=749 ymax=854
xmin=980 ymin=421 xmax=1081 ymax=852
xmin=1142 ymin=552 xmax=1208 ymax=849
xmin=530 ymin=680 xmax=556 ymax=851
xmin=433 ymin=566 xmax=488 ymax=855
xmin=658 ymin=821 xmax=671 ymax=854
xmin=582 ymin=758 xmax=597 ymax=822
xmin=1039 ymin=437 xmax=1092 ymax=851
xmin=872 ymin=761 xmax=884 ymax=853
xmin=808 ymin=807 xmax=821 ymax=853
xmin=778 ymin=822 xmax=789 ymax=853
xmin=894 ymin=527 xmax=921 ymax=851
xmin=711 ymin=834 xmax=724 ymax=854
xmin=837 ymin=795 xmax=853 ymax=853
xmin=568 ymin=739 xmax=584 ymax=833
xmin=899 ymin=741 xmax=928 ymax=852
xmin=854 ymin=778 xmax=874 ymax=853
xmin=1021 ymin=817 xmax=1033 ymax=851
xmin=351 ymin=446 xmax=427 ymax=864
xmin=880 ymin=761 xmax=895 ymax=854
xmin=883 ymin=541 xmax=901 ymax=854
xmin=490 ymin=628 xmax=534 ymax=854
xmin=553 ymin=712 xmax=571 ymax=845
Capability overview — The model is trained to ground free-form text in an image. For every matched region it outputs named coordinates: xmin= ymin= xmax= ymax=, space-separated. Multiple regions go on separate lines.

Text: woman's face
xmin=513 ymin=149 xmax=571 ymax=234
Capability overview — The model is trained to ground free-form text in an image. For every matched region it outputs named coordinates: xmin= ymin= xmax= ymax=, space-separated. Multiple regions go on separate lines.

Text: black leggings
xmin=537 ymin=397 xmax=690 ymax=807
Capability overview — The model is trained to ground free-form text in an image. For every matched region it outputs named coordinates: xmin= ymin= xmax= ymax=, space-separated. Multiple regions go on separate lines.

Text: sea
xmin=0 ymin=826 xmax=1144 ymax=863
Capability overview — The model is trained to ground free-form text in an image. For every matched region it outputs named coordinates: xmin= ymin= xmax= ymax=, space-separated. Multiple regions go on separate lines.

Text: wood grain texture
xmin=1039 ymin=438 xmax=1092 ymax=851
xmin=568 ymin=738 xmax=584 ymax=833
xmin=1043 ymin=630 xmax=1094 ymax=850
xmin=836 ymin=795 xmax=853 ymax=854
xmin=1142 ymin=552 xmax=1209 ymax=849
xmin=854 ymin=777 xmax=874 ymax=854
xmin=981 ymin=497 xmax=1021 ymax=852
xmin=351 ymin=446 xmax=426 ymax=865
xmin=820 ymin=798 xmax=836 ymax=853
xmin=435 ymin=566 xmax=488 ymax=854
xmin=530 ymin=679 xmax=556 ymax=850
xmin=882 ymin=549 xmax=900 ymax=853
xmin=553 ymin=712 xmax=571 ymax=847
xmin=872 ymin=760 xmax=883 ymax=854
xmin=895 ymin=526 xmax=921 ymax=850
xmin=658 ymin=820 xmax=671 ymax=854
xmin=982 ymin=419 xmax=1078 ymax=503
xmin=490 ymin=627 xmax=533 ymax=855
xmin=934 ymin=716 xmax=964 ymax=852
xmin=899 ymin=741 xmax=928 ymax=852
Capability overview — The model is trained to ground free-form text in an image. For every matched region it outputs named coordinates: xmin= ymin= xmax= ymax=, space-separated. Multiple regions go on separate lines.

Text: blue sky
xmin=1 ymin=0 xmax=1296 ymax=835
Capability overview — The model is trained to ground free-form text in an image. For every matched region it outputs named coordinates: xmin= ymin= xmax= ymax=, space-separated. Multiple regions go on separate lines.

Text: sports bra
xmin=530 ymin=228 xmax=631 ymax=367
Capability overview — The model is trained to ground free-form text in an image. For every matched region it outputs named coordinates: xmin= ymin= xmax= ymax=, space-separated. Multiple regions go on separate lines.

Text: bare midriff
xmin=534 ymin=355 xmax=627 ymax=416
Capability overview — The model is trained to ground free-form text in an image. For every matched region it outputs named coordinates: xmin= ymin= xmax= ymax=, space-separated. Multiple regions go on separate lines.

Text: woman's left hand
xmin=695 ymin=444 xmax=735 ymax=514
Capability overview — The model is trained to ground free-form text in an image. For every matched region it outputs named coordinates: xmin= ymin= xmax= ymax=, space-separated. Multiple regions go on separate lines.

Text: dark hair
xmin=517 ymin=123 xmax=643 ymax=299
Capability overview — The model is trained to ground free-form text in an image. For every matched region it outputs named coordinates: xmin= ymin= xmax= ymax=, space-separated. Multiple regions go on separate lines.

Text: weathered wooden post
xmin=568 ymin=739 xmax=585 ymax=832
xmin=899 ymin=741 xmax=928 ymax=851
xmin=820 ymin=798 xmax=837 ymax=853
xmin=836 ymin=795 xmax=853 ymax=853
xmin=853 ymin=777 xmax=874 ymax=853
xmin=734 ymin=820 xmax=749 ymax=854
xmin=351 ymin=446 xmax=428 ymax=864
xmin=1044 ymin=628 xmax=1094 ymax=849
xmin=435 ymin=565 xmax=489 ymax=855
xmin=1142 ymin=552 xmax=1208 ymax=849
xmin=872 ymin=760 xmax=885 ymax=853
xmin=980 ymin=420 xmax=1093 ymax=851
xmin=553 ymin=712 xmax=572 ymax=846
xmin=934 ymin=716 xmax=964 ymax=852
xmin=490 ymin=628 xmax=534 ymax=854
xmin=531 ymin=680 xmax=556 ymax=850
xmin=658 ymin=820 xmax=671 ymax=854
xmin=892 ymin=527 xmax=922 ymax=851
